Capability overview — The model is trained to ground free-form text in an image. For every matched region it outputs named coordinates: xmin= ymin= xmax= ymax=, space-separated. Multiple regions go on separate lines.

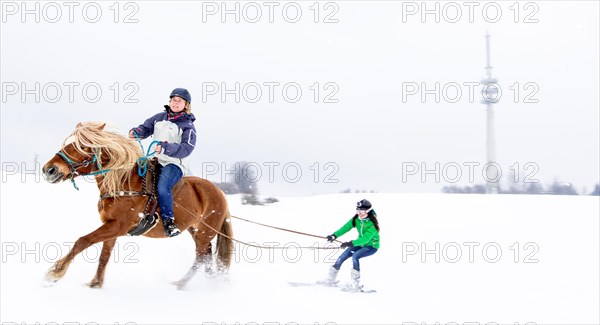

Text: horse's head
xmin=42 ymin=122 xmax=106 ymax=184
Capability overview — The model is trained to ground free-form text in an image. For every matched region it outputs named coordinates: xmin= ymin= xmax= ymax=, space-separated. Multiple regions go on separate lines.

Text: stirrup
xmin=127 ymin=213 xmax=158 ymax=236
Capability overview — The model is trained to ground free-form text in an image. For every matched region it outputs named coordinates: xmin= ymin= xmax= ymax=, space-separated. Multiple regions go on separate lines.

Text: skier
xmin=129 ymin=88 xmax=197 ymax=237
xmin=324 ymin=199 xmax=380 ymax=291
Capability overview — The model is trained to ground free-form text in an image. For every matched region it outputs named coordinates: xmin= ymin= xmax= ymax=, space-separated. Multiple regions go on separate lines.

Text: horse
xmin=41 ymin=122 xmax=234 ymax=289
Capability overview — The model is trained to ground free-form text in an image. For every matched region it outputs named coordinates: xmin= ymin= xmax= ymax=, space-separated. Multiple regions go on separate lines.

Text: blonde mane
xmin=64 ymin=122 xmax=143 ymax=195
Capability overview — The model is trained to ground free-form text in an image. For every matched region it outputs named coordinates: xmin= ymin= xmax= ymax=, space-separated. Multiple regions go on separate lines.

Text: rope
xmin=230 ymin=215 xmax=342 ymax=244
xmin=130 ymin=133 xmax=338 ymax=250
xmin=174 ymin=203 xmax=341 ymax=250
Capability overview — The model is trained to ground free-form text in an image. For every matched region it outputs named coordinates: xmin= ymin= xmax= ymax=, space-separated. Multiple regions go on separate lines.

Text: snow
xmin=1 ymin=178 xmax=599 ymax=325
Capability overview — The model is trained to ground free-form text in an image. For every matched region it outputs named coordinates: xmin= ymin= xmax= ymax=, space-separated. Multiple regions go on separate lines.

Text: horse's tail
xmin=216 ymin=211 xmax=234 ymax=269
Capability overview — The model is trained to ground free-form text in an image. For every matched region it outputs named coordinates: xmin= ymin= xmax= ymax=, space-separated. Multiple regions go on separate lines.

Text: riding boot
xmin=163 ymin=217 xmax=181 ymax=237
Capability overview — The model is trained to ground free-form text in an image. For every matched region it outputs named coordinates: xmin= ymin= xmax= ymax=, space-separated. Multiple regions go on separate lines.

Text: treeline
xmin=340 ymin=188 xmax=378 ymax=194
xmin=213 ymin=161 xmax=278 ymax=205
xmin=442 ymin=181 xmax=600 ymax=196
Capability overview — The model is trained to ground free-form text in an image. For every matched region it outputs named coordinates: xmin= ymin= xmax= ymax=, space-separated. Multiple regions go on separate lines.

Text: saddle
xmin=126 ymin=159 xmax=184 ymax=236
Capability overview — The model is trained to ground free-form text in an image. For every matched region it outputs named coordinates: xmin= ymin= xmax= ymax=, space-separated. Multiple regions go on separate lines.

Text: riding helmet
xmin=170 ymin=88 xmax=192 ymax=103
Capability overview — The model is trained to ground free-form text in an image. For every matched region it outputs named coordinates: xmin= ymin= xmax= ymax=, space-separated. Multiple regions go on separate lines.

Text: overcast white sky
xmin=1 ymin=1 xmax=598 ymax=196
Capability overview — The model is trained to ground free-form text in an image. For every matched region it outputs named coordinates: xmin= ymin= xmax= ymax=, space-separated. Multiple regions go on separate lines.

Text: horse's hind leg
xmin=88 ymin=238 xmax=117 ymax=288
xmin=45 ymin=221 xmax=121 ymax=286
xmin=173 ymin=228 xmax=214 ymax=289
xmin=200 ymin=242 xmax=214 ymax=274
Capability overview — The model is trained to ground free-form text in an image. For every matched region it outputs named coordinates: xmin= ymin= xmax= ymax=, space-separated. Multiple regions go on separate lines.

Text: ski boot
xmin=344 ymin=269 xmax=363 ymax=292
xmin=318 ymin=266 xmax=339 ymax=286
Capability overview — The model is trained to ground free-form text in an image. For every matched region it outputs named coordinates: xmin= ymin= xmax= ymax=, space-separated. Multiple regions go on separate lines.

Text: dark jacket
xmin=131 ymin=106 xmax=197 ymax=174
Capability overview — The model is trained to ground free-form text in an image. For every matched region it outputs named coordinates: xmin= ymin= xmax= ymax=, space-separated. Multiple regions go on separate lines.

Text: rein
xmin=98 ymin=138 xmax=160 ymax=217
xmin=132 ymin=131 xmax=161 ymax=177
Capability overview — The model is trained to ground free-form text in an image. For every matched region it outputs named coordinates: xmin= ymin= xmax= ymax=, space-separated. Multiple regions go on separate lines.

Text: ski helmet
xmin=356 ymin=199 xmax=372 ymax=210
xmin=170 ymin=88 xmax=191 ymax=103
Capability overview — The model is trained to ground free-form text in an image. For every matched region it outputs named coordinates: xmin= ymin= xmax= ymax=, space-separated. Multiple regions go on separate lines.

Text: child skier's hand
xmin=326 ymin=234 xmax=337 ymax=242
xmin=341 ymin=241 xmax=353 ymax=249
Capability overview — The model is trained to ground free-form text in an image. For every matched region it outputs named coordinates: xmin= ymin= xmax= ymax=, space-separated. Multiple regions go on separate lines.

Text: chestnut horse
xmin=41 ymin=122 xmax=233 ymax=288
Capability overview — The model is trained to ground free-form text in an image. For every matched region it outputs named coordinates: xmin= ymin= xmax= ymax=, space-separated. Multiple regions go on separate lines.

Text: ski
xmin=340 ymin=285 xmax=377 ymax=293
xmin=288 ymin=281 xmax=338 ymax=288
xmin=288 ymin=281 xmax=375 ymax=293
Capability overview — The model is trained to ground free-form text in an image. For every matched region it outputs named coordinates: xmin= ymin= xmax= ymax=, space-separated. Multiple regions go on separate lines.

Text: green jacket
xmin=333 ymin=215 xmax=380 ymax=249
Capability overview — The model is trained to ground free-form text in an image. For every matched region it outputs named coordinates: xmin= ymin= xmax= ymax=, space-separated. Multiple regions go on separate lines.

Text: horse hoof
xmin=87 ymin=281 xmax=103 ymax=289
xmin=172 ymin=280 xmax=187 ymax=290
xmin=42 ymin=277 xmax=58 ymax=288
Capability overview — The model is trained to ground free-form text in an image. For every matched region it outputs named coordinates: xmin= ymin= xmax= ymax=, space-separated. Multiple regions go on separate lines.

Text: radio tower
xmin=482 ymin=31 xmax=499 ymax=194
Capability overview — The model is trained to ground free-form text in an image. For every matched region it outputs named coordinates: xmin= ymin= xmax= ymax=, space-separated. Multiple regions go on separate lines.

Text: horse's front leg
xmin=45 ymin=221 xmax=122 ymax=286
xmin=87 ymin=238 xmax=117 ymax=288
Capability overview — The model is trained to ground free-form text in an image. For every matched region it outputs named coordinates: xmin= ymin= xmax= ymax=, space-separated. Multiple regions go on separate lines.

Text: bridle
xmin=55 ymin=132 xmax=158 ymax=191
xmin=56 ymin=148 xmax=158 ymax=220
xmin=56 ymin=150 xmax=110 ymax=190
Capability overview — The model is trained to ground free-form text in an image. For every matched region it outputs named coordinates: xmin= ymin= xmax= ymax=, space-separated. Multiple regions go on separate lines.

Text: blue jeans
xmin=333 ymin=246 xmax=378 ymax=271
xmin=157 ymin=164 xmax=183 ymax=221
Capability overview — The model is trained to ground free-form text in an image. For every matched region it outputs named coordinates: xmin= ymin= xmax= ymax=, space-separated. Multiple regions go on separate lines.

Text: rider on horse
xmin=130 ymin=88 xmax=197 ymax=237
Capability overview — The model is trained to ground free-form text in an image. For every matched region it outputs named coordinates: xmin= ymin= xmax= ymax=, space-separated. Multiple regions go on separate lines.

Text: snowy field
xmin=1 ymin=178 xmax=598 ymax=325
